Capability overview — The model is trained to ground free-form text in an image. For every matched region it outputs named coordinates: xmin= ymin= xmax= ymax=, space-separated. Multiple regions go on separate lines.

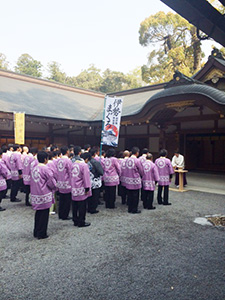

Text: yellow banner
xmin=14 ymin=113 xmax=25 ymax=144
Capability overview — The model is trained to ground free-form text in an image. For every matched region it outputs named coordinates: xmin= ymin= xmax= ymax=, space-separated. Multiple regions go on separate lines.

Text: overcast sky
xmin=1 ymin=0 xmax=217 ymax=76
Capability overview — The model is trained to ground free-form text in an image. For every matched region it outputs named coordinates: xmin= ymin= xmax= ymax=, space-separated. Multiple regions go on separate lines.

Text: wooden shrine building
xmin=0 ymin=49 xmax=224 ymax=172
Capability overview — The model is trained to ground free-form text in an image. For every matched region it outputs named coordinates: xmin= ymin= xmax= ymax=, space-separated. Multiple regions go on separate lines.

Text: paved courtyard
xmin=0 ymin=186 xmax=224 ymax=300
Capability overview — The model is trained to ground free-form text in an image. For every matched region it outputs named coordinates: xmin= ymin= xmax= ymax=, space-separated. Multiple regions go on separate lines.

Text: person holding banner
xmin=124 ymin=147 xmax=144 ymax=214
xmin=103 ymin=148 xmax=121 ymax=209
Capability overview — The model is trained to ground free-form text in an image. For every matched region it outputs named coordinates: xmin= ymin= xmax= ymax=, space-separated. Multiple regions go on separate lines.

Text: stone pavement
xmin=0 ymin=187 xmax=224 ymax=300
xmin=171 ymin=171 xmax=225 ymax=195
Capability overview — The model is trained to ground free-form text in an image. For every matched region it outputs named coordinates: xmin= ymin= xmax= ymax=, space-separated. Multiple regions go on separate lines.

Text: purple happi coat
xmin=23 ymin=154 xmax=35 ymax=185
xmin=9 ymin=152 xmax=23 ymax=181
xmin=155 ymin=157 xmax=174 ymax=186
xmin=2 ymin=153 xmax=12 ymax=180
xmin=30 ymin=163 xmax=57 ymax=210
xmin=138 ymin=154 xmax=147 ymax=166
xmin=56 ymin=156 xmax=72 ymax=194
xmin=119 ymin=157 xmax=129 ymax=187
xmin=142 ymin=160 xmax=160 ymax=191
xmin=47 ymin=159 xmax=58 ymax=192
xmin=0 ymin=160 xmax=8 ymax=191
xmin=123 ymin=155 xmax=144 ymax=190
xmin=103 ymin=157 xmax=121 ymax=186
xmin=71 ymin=161 xmax=92 ymax=201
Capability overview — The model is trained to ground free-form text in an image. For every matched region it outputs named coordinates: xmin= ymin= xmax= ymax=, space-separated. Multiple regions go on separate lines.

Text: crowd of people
xmin=0 ymin=143 xmax=186 ymax=240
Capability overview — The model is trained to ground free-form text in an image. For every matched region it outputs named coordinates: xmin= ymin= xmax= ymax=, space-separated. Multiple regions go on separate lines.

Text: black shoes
xmin=0 ymin=207 xmax=6 ymax=211
xmin=132 ymin=210 xmax=141 ymax=214
xmin=89 ymin=210 xmax=99 ymax=214
xmin=38 ymin=235 xmax=49 ymax=240
xmin=163 ymin=203 xmax=172 ymax=206
xmin=148 ymin=207 xmax=156 ymax=210
xmin=11 ymin=198 xmax=21 ymax=202
xmin=78 ymin=222 xmax=91 ymax=227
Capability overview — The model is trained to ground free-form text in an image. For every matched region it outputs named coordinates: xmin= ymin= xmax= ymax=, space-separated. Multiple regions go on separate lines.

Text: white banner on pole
xmin=101 ymin=96 xmax=123 ymax=147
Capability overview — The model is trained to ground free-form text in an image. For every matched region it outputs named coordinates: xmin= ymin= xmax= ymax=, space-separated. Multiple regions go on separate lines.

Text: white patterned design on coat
xmin=159 ymin=175 xmax=169 ymax=182
xmin=72 ymin=164 xmax=80 ymax=177
xmin=57 ymin=181 xmax=71 ymax=189
xmin=24 ymin=156 xmax=30 ymax=167
xmin=32 ymin=168 xmax=40 ymax=183
xmin=143 ymin=162 xmax=151 ymax=173
xmin=11 ymin=170 xmax=19 ymax=177
xmin=124 ymin=177 xmax=141 ymax=185
xmin=0 ymin=179 xmax=6 ymax=187
xmin=104 ymin=175 xmax=119 ymax=183
xmin=23 ymin=175 xmax=30 ymax=182
xmin=104 ymin=158 xmax=112 ymax=169
xmin=31 ymin=192 xmax=52 ymax=205
xmin=57 ymin=160 xmax=65 ymax=172
xmin=126 ymin=159 xmax=135 ymax=169
xmin=142 ymin=180 xmax=154 ymax=188
xmin=72 ymin=187 xmax=85 ymax=196
xmin=156 ymin=159 xmax=166 ymax=169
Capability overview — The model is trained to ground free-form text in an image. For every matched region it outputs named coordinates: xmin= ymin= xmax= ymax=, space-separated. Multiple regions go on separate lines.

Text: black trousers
xmin=3 ymin=179 xmax=11 ymax=198
xmin=10 ymin=179 xmax=22 ymax=201
xmin=72 ymin=200 xmax=86 ymax=226
xmin=0 ymin=190 xmax=6 ymax=204
xmin=33 ymin=208 xmax=49 ymax=238
xmin=24 ymin=185 xmax=30 ymax=204
xmin=58 ymin=192 xmax=71 ymax=219
xmin=142 ymin=190 xmax=154 ymax=209
xmin=127 ymin=189 xmax=140 ymax=213
xmin=120 ymin=185 xmax=127 ymax=204
xmin=87 ymin=188 xmax=100 ymax=213
xmin=157 ymin=185 xmax=169 ymax=204
xmin=105 ymin=185 xmax=116 ymax=208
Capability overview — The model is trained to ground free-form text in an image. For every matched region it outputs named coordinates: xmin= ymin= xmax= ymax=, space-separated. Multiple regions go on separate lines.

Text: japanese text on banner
xmin=102 ymin=96 xmax=123 ymax=147
xmin=14 ymin=113 xmax=25 ymax=144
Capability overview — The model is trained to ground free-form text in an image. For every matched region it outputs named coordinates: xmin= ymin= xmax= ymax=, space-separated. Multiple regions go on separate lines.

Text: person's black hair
xmin=106 ymin=148 xmax=115 ymax=158
xmin=0 ymin=149 xmax=3 ymax=156
xmin=48 ymin=151 xmax=53 ymax=160
xmin=142 ymin=148 xmax=149 ymax=155
xmin=117 ymin=151 xmax=124 ymax=158
xmin=146 ymin=153 xmax=153 ymax=160
xmin=1 ymin=145 xmax=7 ymax=153
xmin=37 ymin=151 xmax=48 ymax=163
xmin=50 ymin=145 xmax=58 ymax=152
xmin=74 ymin=146 xmax=82 ymax=156
xmin=61 ymin=146 xmax=69 ymax=156
xmin=159 ymin=149 xmax=167 ymax=157
xmin=53 ymin=150 xmax=60 ymax=157
xmin=8 ymin=144 xmax=13 ymax=151
xmin=69 ymin=144 xmax=74 ymax=150
xmin=174 ymin=149 xmax=180 ymax=154
xmin=131 ymin=147 xmax=140 ymax=155
xmin=81 ymin=152 xmax=91 ymax=161
xmin=30 ymin=147 xmax=38 ymax=155
xmin=13 ymin=144 xmax=21 ymax=151
xmin=84 ymin=144 xmax=91 ymax=151
xmin=89 ymin=148 xmax=97 ymax=157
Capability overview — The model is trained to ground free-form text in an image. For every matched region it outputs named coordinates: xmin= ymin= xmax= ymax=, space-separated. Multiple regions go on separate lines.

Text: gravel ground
xmin=0 ymin=190 xmax=224 ymax=300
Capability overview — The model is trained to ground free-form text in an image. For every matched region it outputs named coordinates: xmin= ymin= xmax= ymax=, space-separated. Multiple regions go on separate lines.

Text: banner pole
xmin=99 ymin=95 xmax=107 ymax=161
